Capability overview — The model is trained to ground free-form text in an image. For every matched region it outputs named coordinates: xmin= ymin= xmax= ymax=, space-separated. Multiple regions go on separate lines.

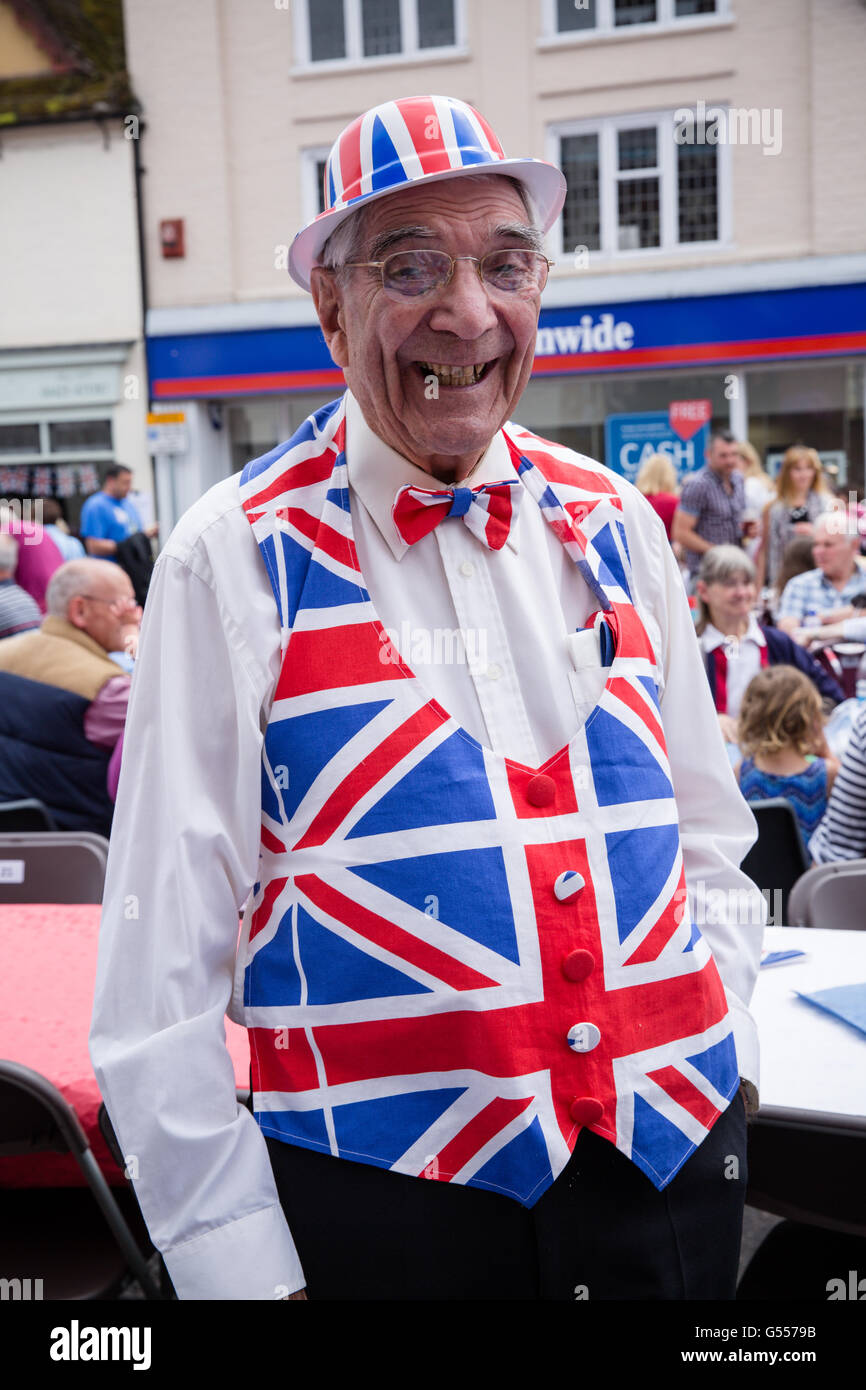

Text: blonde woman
xmin=757 ymin=446 xmax=833 ymax=591
xmin=738 ymin=441 xmax=774 ymax=509
xmin=635 ymin=452 xmax=679 ymax=541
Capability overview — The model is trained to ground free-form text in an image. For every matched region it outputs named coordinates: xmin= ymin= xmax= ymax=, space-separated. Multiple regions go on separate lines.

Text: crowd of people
xmin=636 ymin=431 xmax=866 ymax=864
xmin=1 ymin=440 xmax=864 ymax=867
xmin=0 ymin=466 xmax=151 ymax=833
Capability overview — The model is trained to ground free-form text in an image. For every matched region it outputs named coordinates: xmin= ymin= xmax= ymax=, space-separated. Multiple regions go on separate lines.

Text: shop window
xmin=299 ymin=0 xmax=460 ymax=66
xmin=553 ymin=111 xmax=724 ymax=259
xmin=301 ymin=148 xmax=332 ymax=225
xmin=48 ymin=420 xmax=113 ymax=453
xmin=546 ymin=0 xmax=723 ymax=38
xmin=0 ymin=423 xmax=40 ymax=455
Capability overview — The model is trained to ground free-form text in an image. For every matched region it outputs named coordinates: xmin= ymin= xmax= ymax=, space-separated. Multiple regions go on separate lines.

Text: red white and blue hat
xmin=289 ymin=95 xmax=567 ymax=291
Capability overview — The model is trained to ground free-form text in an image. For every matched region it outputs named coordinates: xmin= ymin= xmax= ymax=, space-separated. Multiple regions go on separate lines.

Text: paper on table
xmin=795 ymin=982 xmax=866 ymax=1039
xmin=761 ymin=949 xmax=807 ymax=967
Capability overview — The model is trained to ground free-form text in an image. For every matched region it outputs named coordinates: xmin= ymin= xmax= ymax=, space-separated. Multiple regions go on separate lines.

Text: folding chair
xmin=787 ymin=858 xmax=866 ymax=930
xmin=0 ymin=800 xmax=57 ymax=833
xmin=0 ymin=832 xmax=109 ymax=904
xmin=740 ymin=798 xmax=810 ymax=925
xmin=0 ymin=1060 xmax=162 ymax=1299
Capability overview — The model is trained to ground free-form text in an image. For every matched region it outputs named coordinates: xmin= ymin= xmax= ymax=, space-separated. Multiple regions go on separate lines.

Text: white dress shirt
xmin=700 ymin=614 xmax=767 ymax=717
xmin=89 ymin=391 xmax=763 ymax=1300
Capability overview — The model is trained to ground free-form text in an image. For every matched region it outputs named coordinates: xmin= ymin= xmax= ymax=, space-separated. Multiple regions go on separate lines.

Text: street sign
xmin=604 ymin=405 xmax=712 ymax=482
xmin=147 ymin=411 xmax=188 ymax=456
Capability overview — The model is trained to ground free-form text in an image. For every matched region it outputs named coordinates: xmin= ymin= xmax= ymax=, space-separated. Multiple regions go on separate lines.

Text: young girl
xmin=736 ymin=665 xmax=839 ymax=859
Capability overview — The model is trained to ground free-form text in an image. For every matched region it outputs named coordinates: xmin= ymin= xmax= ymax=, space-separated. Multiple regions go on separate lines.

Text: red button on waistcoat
xmin=561 ymin=949 xmax=595 ymax=983
xmin=570 ymin=1097 xmax=604 ymax=1126
xmin=526 ymin=774 xmax=556 ymax=807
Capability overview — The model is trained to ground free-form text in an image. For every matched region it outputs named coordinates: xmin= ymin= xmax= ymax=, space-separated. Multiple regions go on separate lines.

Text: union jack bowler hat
xmin=289 ymin=94 xmax=567 ymax=291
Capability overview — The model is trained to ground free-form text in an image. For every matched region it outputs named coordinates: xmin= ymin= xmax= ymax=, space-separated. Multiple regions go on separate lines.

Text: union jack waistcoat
xmin=231 ymin=394 xmax=739 ymax=1204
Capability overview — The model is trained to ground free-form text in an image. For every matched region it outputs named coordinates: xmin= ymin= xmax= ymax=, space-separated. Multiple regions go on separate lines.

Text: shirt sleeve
xmin=89 ymin=548 xmax=305 ymax=1300
xmin=809 ymin=705 xmax=866 ymax=863
xmin=776 ymin=574 xmax=807 ymax=622
xmin=676 ymin=477 xmax=700 ymax=518
xmin=83 ymin=674 xmax=130 ymax=749
xmin=630 ymin=496 xmax=764 ymax=1090
xmin=79 ymin=496 xmax=109 ymax=540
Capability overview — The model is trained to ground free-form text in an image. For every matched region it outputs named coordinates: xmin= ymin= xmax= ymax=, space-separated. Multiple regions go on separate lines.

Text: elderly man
xmin=90 ymin=97 xmax=763 ymax=1302
xmin=776 ymin=512 xmax=866 ymax=637
xmin=0 ymin=557 xmax=139 ymax=832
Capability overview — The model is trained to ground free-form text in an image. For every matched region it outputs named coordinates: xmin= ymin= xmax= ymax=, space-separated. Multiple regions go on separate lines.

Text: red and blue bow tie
xmin=392 ymin=478 xmax=522 ymax=551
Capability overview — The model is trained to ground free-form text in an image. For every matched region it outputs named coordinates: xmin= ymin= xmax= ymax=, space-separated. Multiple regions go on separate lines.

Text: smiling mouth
xmin=415 ymin=360 xmax=495 ymax=388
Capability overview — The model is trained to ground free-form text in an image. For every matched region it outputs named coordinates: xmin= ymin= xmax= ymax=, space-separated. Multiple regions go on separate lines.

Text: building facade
xmin=0 ymin=0 xmax=149 ymax=530
xmin=123 ymin=0 xmax=866 ymax=525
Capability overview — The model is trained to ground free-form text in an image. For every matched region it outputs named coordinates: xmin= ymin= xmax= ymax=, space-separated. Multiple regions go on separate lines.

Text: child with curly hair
xmin=736 ymin=665 xmax=839 ymax=859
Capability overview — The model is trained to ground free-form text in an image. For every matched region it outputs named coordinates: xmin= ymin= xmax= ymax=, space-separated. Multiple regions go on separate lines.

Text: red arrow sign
xmin=669 ymin=399 xmax=713 ymax=442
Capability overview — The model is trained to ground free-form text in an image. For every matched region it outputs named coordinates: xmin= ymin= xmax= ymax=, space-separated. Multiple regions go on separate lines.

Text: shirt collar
xmin=344 ymin=391 xmax=521 ymax=562
xmin=701 ymin=612 xmax=765 ymax=652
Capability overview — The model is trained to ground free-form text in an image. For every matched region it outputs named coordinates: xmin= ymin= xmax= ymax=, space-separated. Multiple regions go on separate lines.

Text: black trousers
xmin=265 ymin=1092 xmax=747 ymax=1300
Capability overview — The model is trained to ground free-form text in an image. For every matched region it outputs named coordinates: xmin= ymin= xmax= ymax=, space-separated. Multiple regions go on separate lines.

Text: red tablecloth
xmin=0 ymin=903 xmax=250 ymax=1188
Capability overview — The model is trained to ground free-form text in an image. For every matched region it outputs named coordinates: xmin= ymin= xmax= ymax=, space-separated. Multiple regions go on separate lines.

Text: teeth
xmin=419 ymin=361 xmax=489 ymax=387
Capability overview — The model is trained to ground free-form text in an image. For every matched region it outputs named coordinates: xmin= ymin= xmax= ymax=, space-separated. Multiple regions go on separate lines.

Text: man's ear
xmin=311 ymin=267 xmax=349 ymax=369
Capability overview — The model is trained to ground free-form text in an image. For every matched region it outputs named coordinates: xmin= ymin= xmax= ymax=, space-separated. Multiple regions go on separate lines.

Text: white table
xmin=746 ymin=926 xmax=866 ymax=1234
xmin=751 ymin=927 xmax=866 ymax=1117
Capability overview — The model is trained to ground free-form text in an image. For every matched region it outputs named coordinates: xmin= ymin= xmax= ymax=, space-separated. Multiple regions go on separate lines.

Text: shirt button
xmin=561 ymin=949 xmax=595 ymax=983
xmin=567 ymin=1022 xmax=601 ymax=1053
xmin=554 ymin=870 xmax=585 ymax=901
xmin=570 ymin=1097 xmax=604 ymax=1126
xmin=486 ymin=662 xmax=502 ymax=681
xmin=526 ymin=774 xmax=556 ymax=807
xmin=459 ymin=560 xmax=475 ymax=578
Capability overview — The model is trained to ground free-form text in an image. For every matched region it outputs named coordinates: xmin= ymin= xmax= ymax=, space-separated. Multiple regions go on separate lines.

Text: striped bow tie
xmin=392 ymin=478 xmax=522 ymax=551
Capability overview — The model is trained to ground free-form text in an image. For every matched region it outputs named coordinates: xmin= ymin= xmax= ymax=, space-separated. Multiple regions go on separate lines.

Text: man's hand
xmin=145 ymin=522 xmax=160 ymax=539
xmin=281 ymin=1289 xmax=308 ymax=1300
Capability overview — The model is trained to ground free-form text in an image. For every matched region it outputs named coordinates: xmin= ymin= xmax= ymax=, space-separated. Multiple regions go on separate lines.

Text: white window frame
xmin=0 ymin=409 xmax=115 ymax=464
xmin=539 ymin=0 xmax=731 ymax=45
xmin=300 ymin=145 xmax=334 ymax=227
xmin=547 ymin=109 xmax=731 ymax=264
xmin=293 ymin=0 xmax=467 ymax=72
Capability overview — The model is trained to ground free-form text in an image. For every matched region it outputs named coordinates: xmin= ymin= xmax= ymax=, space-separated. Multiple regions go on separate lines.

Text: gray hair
xmin=697 ymin=545 xmax=756 ymax=588
xmin=319 ymin=173 xmax=541 ymax=277
xmin=0 ymin=532 xmax=18 ymax=573
xmin=695 ymin=545 xmax=756 ymax=634
xmin=45 ymin=558 xmax=115 ymax=618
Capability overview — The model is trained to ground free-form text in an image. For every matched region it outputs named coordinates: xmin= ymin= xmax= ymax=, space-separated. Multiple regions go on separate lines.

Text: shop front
xmin=146 ymin=278 xmax=866 ymax=529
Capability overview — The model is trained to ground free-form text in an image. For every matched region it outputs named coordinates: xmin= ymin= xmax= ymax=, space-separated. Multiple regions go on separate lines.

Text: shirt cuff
xmin=161 ymin=1202 xmax=305 ymax=1300
xmin=725 ymin=986 xmax=759 ymax=1097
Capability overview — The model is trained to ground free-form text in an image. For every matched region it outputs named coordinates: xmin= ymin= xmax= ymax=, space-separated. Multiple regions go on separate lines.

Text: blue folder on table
xmin=796 ymin=983 xmax=866 ymax=1040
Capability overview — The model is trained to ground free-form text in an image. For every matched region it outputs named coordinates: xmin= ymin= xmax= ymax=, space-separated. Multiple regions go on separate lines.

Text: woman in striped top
xmin=809 ymin=701 xmax=866 ymax=862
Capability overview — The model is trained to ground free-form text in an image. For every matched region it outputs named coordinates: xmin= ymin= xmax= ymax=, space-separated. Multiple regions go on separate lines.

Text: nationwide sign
xmin=147 ymin=282 xmax=866 ymax=398
xmin=535 ymin=314 xmax=634 ymax=356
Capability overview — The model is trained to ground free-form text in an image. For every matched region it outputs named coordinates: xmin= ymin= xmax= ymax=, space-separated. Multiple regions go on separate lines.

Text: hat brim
xmin=288 ymin=157 xmax=567 ymax=292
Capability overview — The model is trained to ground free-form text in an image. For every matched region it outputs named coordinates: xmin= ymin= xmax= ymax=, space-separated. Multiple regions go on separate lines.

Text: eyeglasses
xmin=340 ymin=249 xmax=553 ymax=300
xmin=78 ymin=593 xmax=137 ymax=608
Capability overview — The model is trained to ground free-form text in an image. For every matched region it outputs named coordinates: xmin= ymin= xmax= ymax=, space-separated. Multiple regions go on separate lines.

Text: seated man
xmin=0 ymin=558 xmax=140 ymax=834
xmin=0 ymin=534 xmax=41 ymax=639
xmin=777 ymin=514 xmax=866 ymax=637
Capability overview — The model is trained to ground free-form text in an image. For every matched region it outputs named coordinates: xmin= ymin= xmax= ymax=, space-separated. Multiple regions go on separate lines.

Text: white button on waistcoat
xmin=554 ymin=870 xmax=586 ymax=901
xmin=567 ymin=1022 xmax=601 ymax=1053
